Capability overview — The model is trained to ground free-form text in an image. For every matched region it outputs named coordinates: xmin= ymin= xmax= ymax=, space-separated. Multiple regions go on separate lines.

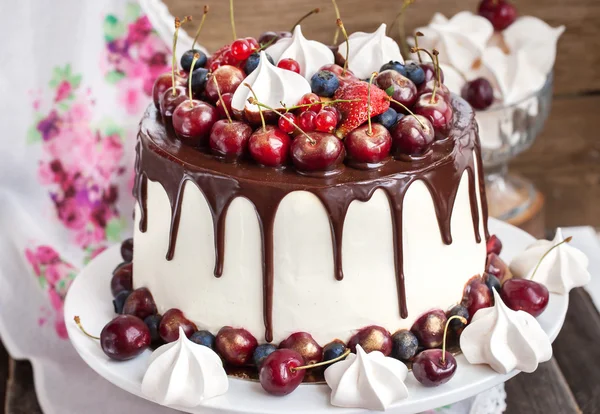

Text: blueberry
xmin=144 ymin=314 xmax=162 ymax=343
xmin=245 ymin=52 xmax=274 ymax=75
xmin=310 ymin=70 xmax=340 ymax=98
xmin=405 ymin=61 xmax=426 ymax=86
xmin=190 ymin=67 xmax=209 ymax=94
xmin=373 ymin=108 xmax=398 ymax=129
xmin=483 ymin=272 xmax=502 ymax=295
xmin=448 ymin=305 xmax=469 ymax=331
xmin=380 ymin=61 xmax=407 ymax=77
xmin=190 ymin=330 xmax=216 ymax=349
xmin=391 ymin=330 xmax=418 ymax=361
xmin=181 ymin=49 xmax=207 ymax=72
xmin=394 ymin=112 xmax=405 ymax=126
xmin=253 ymin=344 xmax=277 ymax=367
xmin=323 ymin=341 xmax=347 ymax=362
xmin=112 ymin=290 xmax=131 ymax=314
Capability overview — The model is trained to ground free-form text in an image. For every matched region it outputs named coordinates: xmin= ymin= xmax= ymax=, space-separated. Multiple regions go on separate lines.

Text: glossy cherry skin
xmin=120 ymin=238 xmax=134 ymax=262
xmin=411 ymin=310 xmax=447 ymax=349
xmin=172 ymin=100 xmax=219 ymax=147
xmin=417 ymin=79 xmax=450 ymax=98
xmin=279 ymin=332 xmax=323 ymax=365
xmin=501 ymin=279 xmax=549 ymax=317
xmin=486 ymin=235 xmax=503 ymax=255
xmin=159 ymin=86 xmax=187 ymax=122
xmin=110 ymin=262 xmax=133 ymax=297
xmin=204 ymin=65 xmax=246 ymax=103
xmin=345 ymin=123 xmax=392 ymax=166
xmin=478 ymin=0 xmax=518 ymax=31
xmin=152 ymin=73 xmax=184 ymax=109
xmin=462 ymin=278 xmax=492 ymax=321
xmin=298 ymin=110 xmax=317 ymax=132
xmin=461 ymin=78 xmax=494 ymax=110
xmin=277 ymin=58 xmax=301 ymax=74
xmin=259 ymin=349 xmax=305 ymax=396
xmin=158 ymin=308 xmax=198 ymax=343
xmin=215 ymin=326 xmax=258 ymax=366
xmin=290 ymin=132 xmax=345 ymax=175
xmin=100 ymin=315 xmax=151 ymax=361
xmin=420 ymin=62 xmax=444 ymax=84
xmin=248 ymin=125 xmax=291 ymax=167
xmin=296 ymin=93 xmax=322 ymax=113
xmin=319 ymin=64 xmax=358 ymax=84
xmin=122 ymin=287 xmax=157 ymax=320
xmin=215 ymin=92 xmax=234 ymax=119
xmin=209 ymin=120 xmax=253 ymax=161
xmin=390 ymin=115 xmax=434 ymax=156
xmin=348 ymin=325 xmax=393 ymax=356
xmin=486 ymin=253 xmax=510 ymax=282
xmin=374 ymin=70 xmax=418 ymax=109
xmin=412 ymin=349 xmax=457 ymax=387
xmin=413 ymin=93 xmax=453 ymax=137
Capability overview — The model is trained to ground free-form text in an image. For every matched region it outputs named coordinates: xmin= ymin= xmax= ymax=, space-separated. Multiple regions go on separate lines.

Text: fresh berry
xmin=122 ymin=287 xmax=157 ymax=320
xmin=501 ymin=279 xmax=549 ymax=317
xmin=374 ymin=70 xmax=418 ymax=110
xmin=462 ymin=278 xmax=492 ymax=320
xmin=404 ymin=61 xmax=426 ymax=85
xmin=486 ymin=235 xmax=503 ymax=255
xmin=420 ymin=62 xmax=444 ymax=83
xmin=483 ymin=272 xmax=502 ymax=295
xmin=333 ymin=81 xmax=390 ymax=138
xmin=253 ymin=344 xmax=278 ymax=367
xmin=221 ymin=50 xmax=239 ymax=66
xmin=310 ymin=70 xmax=340 ymax=98
xmin=111 ymin=262 xmax=133 ymax=297
xmin=158 ymin=308 xmax=197 ymax=343
xmin=245 ymin=52 xmax=275 ymax=75
xmin=152 ymin=73 xmax=183 ymax=109
xmin=395 ymin=112 xmax=405 ymax=125
xmin=373 ymin=108 xmax=398 ymax=129
xmin=278 ymin=31 xmax=293 ymax=39
xmin=215 ymin=326 xmax=258 ymax=366
xmin=190 ymin=330 xmax=216 ymax=349
xmin=345 ymin=124 xmax=392 ymax=166
xmin=259 ymin=349 xmax=305 ymax=396
xmin=172 ymin=100 xmax=219 ymax=147
xmin=231 ymin=39 xmax=253 ymax=60
xmin=181 ymin=50 xmax=208 ymax=72
xmin=314 ymin=109 xmax=338 ymax=133
xmin=144 ymin=314 xmax=162 ymax=343
xmin=277 ymin=58 xmax=301 ymax=74
xmin=447 ymin=305 xmax=469 ymax=333
xmin=462 ymin=78 xmax=494 ymax=110
xmin=298 ymin=110 xmax=317 ymax=132
xmin=418 ymin=79 xmax=451 ymax=98
xmin=478 ymin=0 xmax=518 ymax=31
xmin=322 ymin=105 xmax=342 ymax=122
xmin=112 ymin=290 xmax=130 ymax=314
xmin=411 ymin=310 xmax=447 ymax=349
xmin=348 ymin=325 xmax=392 ymax=356
xmin=204 ymin=65 xmax=246 ymax=102
xmin=245 ymin=37 xmax=260 ymax=51
xmin=291 ymin=132 xmax=345 ymax=175
xmin=319 ymin=64 xmax=358 ymax=84
xmin=296 ymin=93 xmax=322 ymax=113
xmin=279 ymin=332 xmax=323 ymax=365
xmin=101 ymin=315 xmax=151 ymax=361
xmin=159 ymin=86 xmax=188 ymax=122
xmin=258 ymin=31 xmax=279 ymax=46
xmin=215 ymin=92 xmax=234 ymax=119
xmin=209 ymin=120 xmax=253 ymax=161
xmin=391 ymin=330 xmax=419 ymax=361
xmin=120 ymin=238 xmax=133 ymax=262
xmin=413 ymin=93 xmax=453 ymax=137
xmin=248 ymin=125 xmax=291 ymax=167
xmin=390 ymin=115 xmax=434 ymax=156
xmin=190 ymin=67 xmax=210 ymax=96
xmin=413 ymin=349 xmax=457 ymax=387
xmin=380 ymin=61 xmax=407 ymax=76
xmin=486 ymin=253 xmax=510 ymax=281
xmin=278 ymin=112 xmax=297 ymax=134
xmin=323 ymin=341 xmax=347 ymax=362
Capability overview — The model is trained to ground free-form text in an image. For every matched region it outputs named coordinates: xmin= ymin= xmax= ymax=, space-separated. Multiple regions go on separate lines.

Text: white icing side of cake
xmin=133 ymin=152 xmax=485 ymax=344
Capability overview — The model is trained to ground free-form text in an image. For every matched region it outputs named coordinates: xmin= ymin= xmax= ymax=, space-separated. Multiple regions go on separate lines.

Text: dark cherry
xmin=122 ymin=287 xmax=157 ymax=320
xmin=486 ymin=253 xmax=510 ymax=282
xmin=319 ymin=63 xmax=358 ymax=85
xmin=100 ymin=315 xmax=151 ymax=361
xmin=348 ymin=325 xmax=393 ymax=356
xmin=248 ymin=125 xmax=291 ymax=167
xmin=209 ymin=119 xmax=253 ymax=161
xmin=486 ymin=234 xmax=503 ymax=255
xmin=462 ymin=278 xmax=492 ymax=321
xmin=204 ymin=65 xmax=246 ymax=103
xmin=500 ymin=279 xmax=549 ymax=317
xmin=159 ymin=86 xmax=187 ymax=122
xmin=144 ymin=314 xmax=163 ymax=343
xmin=411 ymin=310 xmax=447 ymax=349
xmin=215 ymin=92 xmax=234 ymax=120
xmin=390 ymin=115 xmax=434 ymax=156
xmin=120 ymin=238 xmax=134 ymax=262
xmin=413 ymin=93 xmax=453 ymax=137
xmin=412 ymin=349 xmax=457 ymax=387
xmin=152 ymin=73 xmax=183 ymax=109
xmin=345 ymin=123 xmax=392 ymax=167
xmin=462 ymin=78 xmax=494 ymax=110
xmin=172 ymin=100 xmax=219 ymax=147
xmin=112 ymin=290 xmax=130 ymax=314
xmin=420 ymin=62 xmax=444 ymax=84
xmin=215 ymin=326 xmax=258 ymax=366
xmin=418 ymin=79 xmax=450 ymax=98
xmin=279 ymin=332 xmax=323 ymax=365
xmin=110 ymin=261 xmax=132 ymax=297
xmin=158 ymin=308 xmax=197 ymax=343
xmin=374 ymin=70 xmax=418 ymax=110
xmin=478 ymin=0 xmax=518 ymax=31
xmin=258 ymin=31 xmax=279 ymax=46
xmin=290 ymin=132 xmax=345 ymax=175
xmin=259 ymin=349 xmax=305 ymax=396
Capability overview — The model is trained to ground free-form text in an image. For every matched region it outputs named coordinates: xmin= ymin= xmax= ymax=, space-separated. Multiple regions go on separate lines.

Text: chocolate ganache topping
xmin=134 ymin=95 xmax=488 ymax=343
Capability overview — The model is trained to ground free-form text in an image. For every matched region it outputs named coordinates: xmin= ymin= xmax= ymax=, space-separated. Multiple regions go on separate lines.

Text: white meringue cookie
xmin=460 ymin=290 xmax=552 ymax=374
xmin=141 ymin=327 xmax=228 ymax=407
xmin=231 ymin=50 xmax=311 ymax=114
xmin=439 ymin=63 xmax=466 ymax=96
xmin=509 ymin=228 xmax=590 ymax=295
xmin=324 ymin=345 xmax=409 ymax=411
xmin=339 ymin=23 xmax=403 ymax=79
xmin=266 ymin=25 xmax=334 ymax=81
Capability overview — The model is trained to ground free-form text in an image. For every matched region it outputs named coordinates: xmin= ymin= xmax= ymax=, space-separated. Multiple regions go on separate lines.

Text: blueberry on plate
xmin=483 ymin=272 xmax=502 ymax=295
xmin=391 ymin=330 xmax=418 ymax=361
xmin=310 ymin=70 xmax=340 ymax=98
xmin=253 ymin=343 xmax=277 ymax=367
xmin=245 ymin=52 xmax=275 ymax=75
xmin=181 ymin=49 xmax=208 ymax=72
xmin=405 ymin=61 xmax=426 ymax=86
xmin=112 ymin=290 xmax=131 ymax=314
xmin=447 ymin=305 xmax=469 ymax=332
xmin=373 ymin=107 xmax=398 ymax=129
xmin=144 ymin=314 xmax=163 ymax=343
xmin=190 ymin=330 xmax=216 ymax=349
xmin=323 ymin=341 xmax=347 ymax=362
xmin=380 ymin=61 xmax=407 ymax=77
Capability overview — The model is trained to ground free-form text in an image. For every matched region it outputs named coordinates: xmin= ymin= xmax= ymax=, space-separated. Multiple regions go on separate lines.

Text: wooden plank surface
xmin=5 ymin=360 xmax=41 ymax=414
xmin=0 ymin=341 xmax=8 ymax=412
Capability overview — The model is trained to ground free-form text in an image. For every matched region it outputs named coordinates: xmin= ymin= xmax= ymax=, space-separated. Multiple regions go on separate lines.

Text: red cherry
xmin=215 ymin=93 xmax=234 ymax=120
xmin=418 ymin=79 xmax=450 ymax=99
xmin=279 ymin=332 xmax=323 ymax=365
xmin=348 ymin=326 xmax=393 ymax=355
xmin=204 ymin=65 xmax=246 ymax=103
xmin=374 ymin=70 xmax=418 ymax=110
xmin=152 ymin=73 xmax=175 ymax=109
xmin=245 ymin=37 xmax=260 ymax=51
xmin=158 ymin=308 xmax=197 ymax=343
xmin=296 ymin=93 xmax=322 ymax=113
xmin=278 ymin=112 xmax=297 ymax=134
xmin=420 ymin=62 xmax=444 ymax=84
xmin=500 ymin=279 xmax=549 ymax=317
xmin=122 ymin=287 xmax=157 ymax=320
xmin=462 ymin=278 xmax=492 ymax=321
xmin=100 ymin=315 xmax=151 ymax=361
xmin=461 ymin=78 xmax=494 ymax=110
xmin=298 ymin=110 xmax=317 ymax=132
xmin=345 ymin=124 xmax=392 ymax=166
xmin=110 ymin=262 xmax=132 ymax=297
xmin=319 ymin=64 xmax=358 ymax=84
xmin=259 ymin=349 xmax=305 ymax=396
xmin=413 ymin=349 xmax=457 ymax=387
xmin=209 ymin=119 xmax=253 ymax=161
xmin=314 ymin=110 xmax=338 ymax=133
xmin=411 ymin=310 xmax=447 ymax=349
xmin=413 ymin=93 xmax=453 ymax=137
xmin=159 ymin=86 xmax=187 ymax=122
xmin=231 ymin=39 xmax=253 ymax=60
xmin=120 ymin=238 xmax=133 ymax=262
xmin=209 ymin=60 xmax=221 ymax=72
xmin=291 ymin=132 xmax=345 ymax=175
xmin=221 ymin=50 xmax=238 ymax=66
xmin=486 ymin=235 xmax=503 ymax=255
xmin=390 ymin=115 xmax=434 ymax=156
xmin=248 ymin=125 xmax=291 ymax=167
xmin=215 ymin=326 xmax=258 ymax=366
xmin=322 ymin=105 xmax=342 ymax=122
xmin=478 ymin=0 xmax=518 ymax=31
xmin=277 ymin=58 xmax=301 ymax=74
xmin=172 ymin=100 xmax=219 ymax=147
xmin=486 ymin=253 xmax=510 ymax=282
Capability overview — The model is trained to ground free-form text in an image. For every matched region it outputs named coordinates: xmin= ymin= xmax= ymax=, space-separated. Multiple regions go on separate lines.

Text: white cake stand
xmin=64 ymin=218 xmax=568 ymax=414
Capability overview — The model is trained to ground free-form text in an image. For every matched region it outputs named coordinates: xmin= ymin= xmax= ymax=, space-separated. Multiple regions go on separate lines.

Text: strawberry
xmin=333 ymin=81 xmax=390 ymax=138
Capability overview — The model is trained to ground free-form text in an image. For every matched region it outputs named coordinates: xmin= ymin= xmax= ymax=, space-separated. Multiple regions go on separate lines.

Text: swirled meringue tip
xmin=460 ymin=290 xmax=552 ymax=375
xmin=231 ymin=50 xmax=311 ymax=114
xmin=141 ymin=327 xmax=228 ymax=407
xmin=509 ymin=228 xmax=590 ymax=295
xmin=339 ymin=23 xmax=403 ymax=80
xmin=266 ymin=25 xmax=334 ymax=81
xmin=324 ymin=345 xmax=409 ymax=411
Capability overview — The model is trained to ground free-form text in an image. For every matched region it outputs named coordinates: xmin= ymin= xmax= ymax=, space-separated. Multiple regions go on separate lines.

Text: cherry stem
xmin=431 ymin=49 xmax=441 ymax=103
xmin=413 ymin=31 xmax=424 ymax=63
xmin=291 ymin=348 xmax=351 ymax=372
xmin=282 ymin=98 xmax=358 ymax=112
xmin=257 ymin=36 xmax=277 ymax=51
xmin=229 ymin=0 xmax=237 ymax=41
xmin=188 ymin=53 xmax=200 ymax=106
xmin=337 ymin=19 xmax=349 ymax=76
xmin=214 ymin=77 xmax=232 ymax=123
xmin=291 ymin=8 xmax=320 ymax=32
xmin=442 ymin=315 xmax=467 ymax=364
xmin=191 ymin=5 xmax=209 ymax=50
xmin=389 ymin=98 xmax=426 ymax=129
xmin=171 ymin=16 xmax=192 ymax=96
xmin=248 ymin=97 xmax=316 ymax=144
xmin=74 ymin=316 xmax=100 ymax=340
xmin=331 ymin=0 xmax=341 ymax=44
xmin=243 ymin=83 xmax=266 ymax=132
xmin=367 ymin=72 xmax=377 ymax=136
xmin=529 ymin=236 xmax=573 ymax=281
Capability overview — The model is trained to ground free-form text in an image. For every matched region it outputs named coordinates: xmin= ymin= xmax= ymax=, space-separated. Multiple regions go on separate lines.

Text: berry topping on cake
xmin=348 ymin=325 xmax=393 ymax=355
xmin=291 ymin=132 xmax=345 ymax=175
xmin=159 ymin=308 xmax=197 ymax=343
xmin=122 ymin=287 xmax=157 ymax=320
xmin=333 ymin=81 xmax=390 ymax=138
xmin=390 ymin=330 xmax=419 ymax=361
xmin=374 ymin=70 xmax=418 ymax=110
xmin=478 ymin=0 xmax=518 ymax=31
xmin=411 ymin=309 xmax=448 ymax=349
xmin=279 ymin=332 xmax=323 ymax=365
xmin=215 ymin=326 xmax=258 ymax=366
xmin=189 ymin=330 xmax=216 ymax=349
xmin=259 ymin=349 xmax=305 ymax=396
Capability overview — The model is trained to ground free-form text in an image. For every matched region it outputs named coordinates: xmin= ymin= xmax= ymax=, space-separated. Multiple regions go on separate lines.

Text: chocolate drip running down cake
xmin=133 ymin=95 xmax=488 ymax=345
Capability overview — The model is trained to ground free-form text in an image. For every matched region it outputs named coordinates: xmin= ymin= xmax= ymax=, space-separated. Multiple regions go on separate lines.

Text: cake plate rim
xmin=64 ymin=218 xmax=568 ymax=414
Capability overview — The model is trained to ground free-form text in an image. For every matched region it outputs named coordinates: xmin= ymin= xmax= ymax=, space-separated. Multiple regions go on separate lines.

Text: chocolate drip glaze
xmin=135 ymin=96 xmax=487 ymax=342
